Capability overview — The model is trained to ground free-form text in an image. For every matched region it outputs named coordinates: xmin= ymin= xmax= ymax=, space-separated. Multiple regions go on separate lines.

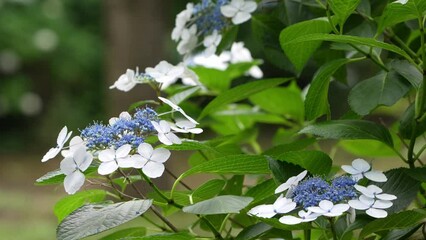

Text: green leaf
xmin=329 ymin=0 xmax=361 ymax=31
xmin=338 ymin=139 xmax=397 ymax=157
xmin=164 ymin=140 xmax=221 ymax=155
xmin=399 ymin=104 xmax=426 ymax=139
xmin=268 ymin=158 xmax=306 ymax=184
xmin=305 ymin=58 xmax=354 ymax=120
xmin=249 ymin=82 xmax=304 ymax=121
xmin=404 ymin=167 xmax=426 ymax=182
xmin=244 ymin=179 xmax=276 ymax=204
xmin=348 ymin=71 xmax=410 ymax=115
xmin=129 ymin=232 xmax=195 ymax=240
xmin=359 ymin=209 xmax=426 ymax=239
xmin=235 ymin=222 xmax=272 ymax=240
xmin=182 ymin=195 xmax=253 ymax=215
xmin=128 ymin=100 xmax=159 ymax=112
xmin=35 ymin=166 xmax=98 ymax=186
xmin=57 ymin=200 xmax=152 ymax=240
xmin=300 ymin=120 xmax=394 ymax=147
xmin=391 ymin=60 xmax=422 ymax=89
xmin=168 ymin=86 xmax=200 ymax=105
xmin=191 ymin=179 xmax=226 ymax=202
xmin=263 ymin=138 xmax=316 ymax=156
xmin=217 ymin=25 xmax=238 ymax=53
xmin=254 ymin=217 xmax=312 ymax=231
xmin=191 ymin=62 xmax=259 ymax=93
xmin=282 ymin=33 xmax=412 ymax=61
xmin=180 ymin=155 xmax=269 ymax=179
xmin=54 ymin=190 xmax=106 ymax=223
xmin=279 ymin=17 xmax=332 ymax=72
xmin=270 ymin=150 xmax=332 ymax=175
xmin=199 ymin=78 xmax=291 ymax=119
xmin=377 ymin=0 xmax=426 ymax=34
xmin=375 ymin=168 xmax=420 ymax=213
xmin=99 ymin=227 xmax=147 ymax=240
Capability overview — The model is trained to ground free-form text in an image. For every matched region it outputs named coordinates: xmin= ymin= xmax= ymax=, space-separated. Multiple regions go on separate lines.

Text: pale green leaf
xmin=191 ymin=179 xmax=226 ymax=202
xmin=183 ymin=195 xmax=253 ymax=215
xmin=329 ymin=0 xmax=361 ymax=31
xmin=279 ymin=17 xmax=332 ymax=72
xmin=199 ymin=78 xmax=291 ymax=119
xmin=300 ymin=120 xmax=394 ymax=147
xmin=99 ymin=227 xmax=146 ymax=240
xmin=57 ymin=200 xmax=152 ymax=240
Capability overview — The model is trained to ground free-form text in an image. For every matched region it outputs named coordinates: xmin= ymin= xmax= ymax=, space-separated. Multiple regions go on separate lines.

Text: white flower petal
xmin=116 ymin=144 xmax=132 ymax=158
xmin=241 ymin=1 xmax=257 ymax=12
xmin=372 ymin=200 xmax=393 ymax=209
xmin=143 ymin=161 xmax=165 ymax=178
xmin=165 ymin=132 xmax=182 ymax=145
xmin=341 ymin=165 xmax=359 ymax=174
xmin=119 ymin=111 xmax=132 ymax=120
xmin=118 ymin=156 xmax=138 ymax=168
xmin=366 ymin=208 xmax=388 ymax=218
xmin=376 ymin=193 xmax=397 ymax=201
xmin=364 ymin=171 xmax=387 ymax=182
xmin=57 ymin=126 xmax=70 ymax=146
xmin=151 ymin=148 xmax=171 ymax=163
xmin=41 ymin=147 xmax=61 ymax=162
xmin=158 ymin=133 xmax=174 ymax=145
xmin=64 ymin=171 xmax=85 ymax=194
xmin=220 ymin=5 xmax=238 ymax=17
xmin=296 ymin=170 xmax=308 ymax=181
xmin=159 ymin=120 xmax=172 ymax=132
xmin=74 ymin=148 xmax=93 ymax=171
xmin=307 ymin=206 xmax=325 ymax=214
xmin=98 ymin=161 xmax=118 ymax=175
xmin=129 ymin=154 xmax=147 ymax=169
xmin=359 ymin=195 xmax=375 ymax=206
xmin=60 ymin=157 xmax=77 ymax=175
xmin=98 ymin=149 xmax=115 ymax=163
xmin=319 ymin=200 xmax=334 ymax=211
xmin=248 ymin=204 xmax=276 ymax=218
xmin=232 ymin=11 xmax=252 ymax=25
xmin=331 ymin=204 xmax=350 ymax=214
xmin=279 ymin=215 xmax=303 ymax=225
xmin=138 ymin=143 xmax=154 ymax=159
xmin=348 ymin=199 xmax=370 ymax=210
xmin=352 ymin=158 xmax=371 ymax=172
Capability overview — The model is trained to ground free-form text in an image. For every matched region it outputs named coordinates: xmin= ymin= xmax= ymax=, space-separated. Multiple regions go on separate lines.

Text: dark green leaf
xmin=191 ymin=179 xmax=226 ymax=201
xmin=329 ymin=0 xmax=361 ymax=31
xmin=57 ymin=200 xmax=152 ymax=240
xmin=404 ymin=167 xmax=426 ymax=182
xmin=359 ymin=209 xmax=426 ymax=239
xmin=99 ymin=227 xmax=147 ymax=240
xmin=54 ymin=190 xmax=106 ymax=223
xmin=300 ymin=120 xmax=394 ymax=147
xmin=377 ymin=0 xmax=426 ymax=34
xmin=270 ymin=150 xmax=332 ymax=175
xmin=391 ymin=60 xmax=422 ymax=89
xmin=263 ymin=138 xmax=316 ymax=156
xmin=281 ymin=33 xmax=412 ymax=60
xmin=199 ymin=78 xmax=291 ymax=119
xmin=280 ymin=17 xmax=332 ymax=72
xmin=235 ymin=222 xmax=272 ymax=240
xmin=348 ymin=71 xmax=410 ymax=115
xmin=375 ymin=168 xmax=420 ymax=213
xmin=245 ymin=179 xmax=276 ymax=204
xmin=182 ymin=195 xmax=253 ymax=215
xmin=399 ymin=104 xmax=426 ymax=139
xmin=305 ymin=58 xmax=354 ymax=120
xmin=128 ymin=232 xmax=195 ymax=240
xmin=249 ymin=82 xmax=304 ymax=121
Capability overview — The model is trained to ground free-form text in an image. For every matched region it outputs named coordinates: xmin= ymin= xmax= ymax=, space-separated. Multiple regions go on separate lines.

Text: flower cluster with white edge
xmin=220 ymin=0 xmax=257 ymax=25
xmin=341 ymin=158 xmax=387 ymax=182
xmin=190 ymin=42 xmax=263 ymax=79
xmin=248 ymin=159 xmax=395 ymax=225
xmin=110 ymin=61 xmax=201 ymax=92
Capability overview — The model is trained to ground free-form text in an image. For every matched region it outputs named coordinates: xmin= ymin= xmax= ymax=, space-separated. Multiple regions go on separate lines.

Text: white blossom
xmin=132 ymin=143 xmax=171 ymax=178
xmin=97 ymin=144 xmax=135 ymax=175
xmin=109 ymin=111 xmax=132 ymax=126
xmin=248 ymin=195 xmax=296 ymax=218
xmin=221 ymin=0 xmax=257 ymax=25
xmin=279 ymin=210 xmax=320 ymax=225
xmin=307 ymin=200 xmax=349 ymax=217
xmin=60 ymin=147 xmax=93 ymax=194
xmin=341 ymin=158 xmax=387 ymax=182
xmin=42 ymin=126 xmax=72 ymax=162
xmin=177 ymin=25 xmax=198 ymax=55
xmin=158 ymin=96 xmax=199 ymax=124
xmin=203 ymin=30 xmax=222 ymax=57
xmin=348 ymin=195 xmax=393 ymax=218
xmin=151 ymin=120 xmax=182 ymax=145
xmin=171 ymin=3 xmax=194 ymax=41
xmin=395 ymin=0 xmax=408 ymax=4
xmin=354 ymin=185 xmax=397 ymax=201
xmin=192 ymin=52 xmax=230 ymax=70
xmin=61 ymin=136 xmax=86 ymax=158
xmin=170 ymin=119 xmax=203 ymax=134
xmin=230 ymin=42 xmax=263 ymax=78
xmin=145 ymin=61 xmax=185 ymax=89
xmin=110 ymin=69 xmax=138 ymax=92
xmin=275 ymin=170 xmax=307 ymax=195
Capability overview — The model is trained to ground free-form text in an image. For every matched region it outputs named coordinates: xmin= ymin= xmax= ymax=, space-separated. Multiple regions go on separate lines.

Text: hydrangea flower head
xmin=291 ymin=177 xmax=331 ymax=209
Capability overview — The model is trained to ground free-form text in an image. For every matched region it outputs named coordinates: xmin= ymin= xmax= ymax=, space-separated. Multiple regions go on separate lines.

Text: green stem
xmin=386 ymin=28 xmax=422 ymax=65
xmin=304 ymin=229 xmax=311 ymax=240
xmin=328 ymin=218 xmax=338 ymax=240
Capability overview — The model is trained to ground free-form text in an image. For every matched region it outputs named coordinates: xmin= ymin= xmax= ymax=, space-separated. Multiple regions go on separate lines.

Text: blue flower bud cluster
xmin=80 ymin=107 xmax=158 ymax=151
xmin=193 ymin=0 xmax=231 ymax=36
xmin=291 ymin=176 xmax=357 ymax=209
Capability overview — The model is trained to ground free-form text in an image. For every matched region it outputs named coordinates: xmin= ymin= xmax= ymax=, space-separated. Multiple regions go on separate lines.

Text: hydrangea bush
xmin=37 ymin=0 xmax=426 ymax=239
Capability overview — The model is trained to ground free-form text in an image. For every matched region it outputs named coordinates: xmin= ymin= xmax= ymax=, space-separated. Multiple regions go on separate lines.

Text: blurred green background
xmin=0 ymin=0 xmax=186 ymax=238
